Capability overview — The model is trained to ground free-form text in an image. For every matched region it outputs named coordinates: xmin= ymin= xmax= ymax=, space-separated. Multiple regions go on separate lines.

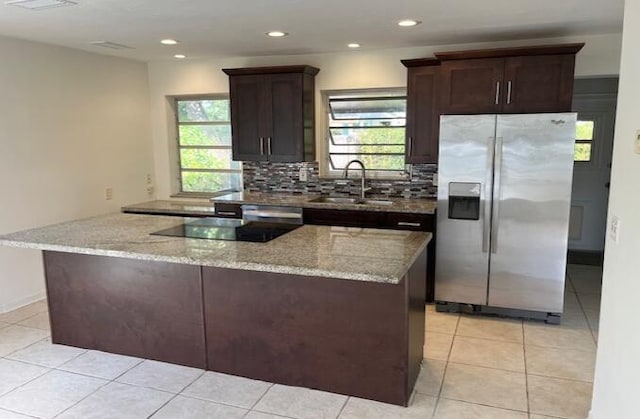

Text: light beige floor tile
xmin=526 ymin=345 xmax=596 ymax=382
xmin=0 ymin=322 xmax=10 ymax=331
xmin=557 ymin=308 xmax=590 ymax=331
xmin=117 ymin=359 xmax=204 ymax=393
xmin=571 ymin=277 xmax=602 ymax=295
xmin=6 ymin=338 xmax=86 ymax=368
xmin=528 ymin=375 xmax=593 ymax=419
xmin=0 ymin=359 xmax=49 ymax=397
xmin=254 ymin=384 xmax=347 ymax=419
xmin=153 ymin=395 xmax=248 ymax=419
xmin=434 ymin=398 xmax=527 ymax=419
xmin=16 ymin=312 xmax=50 ymax=331
xmin=425 ymin=311 xmax=459 ymax=334
xmin=182 ymin=371 xmax=271 ymax=409
xmin=0 ymin=325 xmax=49 ymax=357
xmin=338 ymin=393 xmax=436 ymax=419
xmin=456 ymin=316 xmax=523 ymax=343
xmin=441 ymin=363 xmax=527 ymax=411
xmin=414 ymin=359 xmax=445 ymax=396
xmin=563 ymin=292 xmax=581 ymax=311
xmin=449 ymin=336 xmax=525 ymax=372
xmin=245 ymin=411 xmax=290 ymax=419
xmin=425 ymin=304 xmax=436 ymax=313
xmin=57 ymin=381 xmax=173 ymax=419
xmin=529 ymin=415 xmax=564 ymax=419
xmin=423 ymin=332 xmax=453 ymax=361
xmin=0 ymin=408 xmax=35 ymax=418
xmin=524 ymin=323 xmax=597 ymax=352
xmin=0 ymin=301 xmax=47 ymax=324
xmin=58 ymin=350 xmax=142 ymax=380
xmin=0 ymin=370 xmax=106 ymax=419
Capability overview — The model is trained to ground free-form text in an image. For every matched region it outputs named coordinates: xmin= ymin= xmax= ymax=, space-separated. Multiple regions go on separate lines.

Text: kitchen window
xmin=574 ymin=118 xmax=596 ymax=162
xmin=324 ymin=89 xmax=407 ymax=177
xmin=174 ymin=96 xmax=242 ymax=194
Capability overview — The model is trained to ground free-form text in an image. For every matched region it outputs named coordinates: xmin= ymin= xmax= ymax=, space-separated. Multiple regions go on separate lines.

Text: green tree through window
xmin=175 ymin=97 xmax=241 ymax=193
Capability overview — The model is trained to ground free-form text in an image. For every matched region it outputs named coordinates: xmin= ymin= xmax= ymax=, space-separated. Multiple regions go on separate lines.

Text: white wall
xmin=147 ymin=33 xmax=622 ymax=198
xmin=590 ymin=1 xmax=640 ymax=417
xmin=0 ymin=36 xmax=154 ymax=312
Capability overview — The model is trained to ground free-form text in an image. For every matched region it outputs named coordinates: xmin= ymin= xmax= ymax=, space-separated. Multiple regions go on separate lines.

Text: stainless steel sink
xmin=309 ymin=197 xmax=394 ymax=206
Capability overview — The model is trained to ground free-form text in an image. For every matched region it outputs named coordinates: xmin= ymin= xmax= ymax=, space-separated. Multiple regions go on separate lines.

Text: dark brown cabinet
xmin=436 ymin=43 xmax=584 ymax=115
xmin=402 ymin=59 xmax=441 ymax=164
xmin=223 ymin=66 xmax=319 ymax=162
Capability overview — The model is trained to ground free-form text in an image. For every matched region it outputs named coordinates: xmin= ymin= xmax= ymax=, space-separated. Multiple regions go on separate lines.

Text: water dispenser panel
xmin=448 ymin=182 xmax=481 ymax=220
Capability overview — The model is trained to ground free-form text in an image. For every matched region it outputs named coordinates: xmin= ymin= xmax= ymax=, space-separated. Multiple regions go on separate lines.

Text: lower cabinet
xmin=303 ymin=208 xmax=437 ymax=302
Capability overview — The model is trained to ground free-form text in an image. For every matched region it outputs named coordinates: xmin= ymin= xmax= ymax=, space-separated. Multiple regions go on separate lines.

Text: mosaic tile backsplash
xmin=242 ymin=162 xmax=437 ymax=199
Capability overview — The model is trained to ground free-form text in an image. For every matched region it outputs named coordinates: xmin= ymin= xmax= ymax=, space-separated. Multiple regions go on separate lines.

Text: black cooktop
xmin=150 ymin=217 xmax=301 ymax=243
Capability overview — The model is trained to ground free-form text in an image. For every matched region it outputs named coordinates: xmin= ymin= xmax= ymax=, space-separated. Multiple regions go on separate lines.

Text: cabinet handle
xmin=397 ymin=221 xmax=421 ymax=227
xmin=407 ymin=137 xmax=413 ymax=157
xmin=217 ymin=211 xmax=238 ymax=216
xmin=506 ymin=81 xmax=512 ymax=105
xmin=259 ymin=137 xmax=265 ymax=155
xmin=267 ymin=137 xmax=272 ymax=155
xmin=495 ymin=81 xmax=501 ymax=105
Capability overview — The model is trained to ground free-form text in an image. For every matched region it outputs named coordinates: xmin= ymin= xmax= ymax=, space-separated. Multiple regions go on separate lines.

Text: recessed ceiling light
xmin=397 ymin=19 xmax=421 ymax=27
xmin=347 ymin=43 xmax=361 ymax=48
xmin=266 ymin=31 xmax=288 ymax=38
xmin=5 ymin=0 xmax=76 ymax=10
xmin=160 ymin=39 xmax=179 ymax=45
xmin=174 ymin=54 xmax=186 ymax=59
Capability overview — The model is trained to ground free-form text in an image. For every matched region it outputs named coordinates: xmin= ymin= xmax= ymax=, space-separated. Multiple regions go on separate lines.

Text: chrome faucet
xmin=342 ymin=159 xmax=371 ymax=199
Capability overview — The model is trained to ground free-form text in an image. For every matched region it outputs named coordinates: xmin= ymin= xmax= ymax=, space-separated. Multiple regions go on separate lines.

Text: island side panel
xmin=406 ymin=247 xmax=427 ymax=396
xmin=202 ymin=267 xmax=411 ymax=406
xmin=43 ymin=251 xmax=207 ymax=368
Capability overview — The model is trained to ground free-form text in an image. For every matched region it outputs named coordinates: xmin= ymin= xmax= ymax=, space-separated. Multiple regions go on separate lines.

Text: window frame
xmin=321 ymin=88 xmax=409 ymax=180
xmin=171 ymin=94 xmax=241 ymax=198
xmin=574 ymin=112 xmax=601 ymax=165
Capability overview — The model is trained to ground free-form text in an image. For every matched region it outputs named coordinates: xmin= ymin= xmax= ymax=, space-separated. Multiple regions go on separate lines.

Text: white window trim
xmin=319 ymin=88 xmax=410 ymax=180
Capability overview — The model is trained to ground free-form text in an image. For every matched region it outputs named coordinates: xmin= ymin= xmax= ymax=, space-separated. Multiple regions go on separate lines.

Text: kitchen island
xmin=0 ymin=213 xmax=431 ymax=406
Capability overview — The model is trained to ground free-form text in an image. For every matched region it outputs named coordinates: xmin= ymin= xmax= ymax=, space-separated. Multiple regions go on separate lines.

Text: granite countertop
xmin=122 ymin=193 xmax=437 ymax=216
xmin=0 ymin=213 xmax=431 ymax=285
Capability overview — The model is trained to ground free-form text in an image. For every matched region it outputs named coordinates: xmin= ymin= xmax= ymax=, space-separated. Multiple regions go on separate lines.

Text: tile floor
xmin=0 ymin=264 xmax=601 ymax=419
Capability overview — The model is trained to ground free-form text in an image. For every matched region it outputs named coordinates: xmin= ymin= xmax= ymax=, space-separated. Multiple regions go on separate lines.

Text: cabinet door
xmin=229 ymin=75 xmax=267 ymax=161
xmin=406 ymin=66 xmax=440 ymax=164
xmin=265 ymin=74 xmax=304 ymax=162
xmin=439 ymin=58 xmax=505 ymax=114
xmin=502 ymin=55 xmax=575 ymax=113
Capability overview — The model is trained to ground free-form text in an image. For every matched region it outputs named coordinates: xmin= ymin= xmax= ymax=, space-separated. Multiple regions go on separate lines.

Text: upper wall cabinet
xmin=436 ymin=43 xmax=584 ymax=115
xmin=401 ymin=58 xmax=441 ymax=164
xmin=223 ymin=65 xmax=319 ymax=162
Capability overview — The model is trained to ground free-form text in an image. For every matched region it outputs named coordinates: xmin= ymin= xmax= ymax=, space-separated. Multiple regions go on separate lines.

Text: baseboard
xmin=567 ymin=250 xmax=604 ymax=266
xmin=0 ymin=291 xmax=46 ymax=314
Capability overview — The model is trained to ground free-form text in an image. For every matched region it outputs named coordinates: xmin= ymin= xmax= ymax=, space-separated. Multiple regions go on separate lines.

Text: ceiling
xmin=0 ymin=0 xmax=624 ymax=62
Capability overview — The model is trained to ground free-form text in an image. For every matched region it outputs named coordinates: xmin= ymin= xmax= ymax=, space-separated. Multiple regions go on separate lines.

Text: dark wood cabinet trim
xmin=434 ymin=43 xmax=585 ymax=60
xmin=401 ymin=58 xmax=441 ymax=68
xmin=223 ymin=65 xmax=320 ymax=76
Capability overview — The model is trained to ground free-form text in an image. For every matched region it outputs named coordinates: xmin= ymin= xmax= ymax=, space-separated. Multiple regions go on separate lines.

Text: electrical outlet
xmin=299 ymin=167 xmax=308 ymax=182
xmin=610 ymin=215 xmax=620 ymax=243
xmin=146 ymin=174 xmax=153 ymax=184
xmin=433 ymin=173 xmax=438 ymax=186
xmin=634 ymin=130 xmax=640 ymax=155
xmin=105 ymin=188 xmax=113 ymax=201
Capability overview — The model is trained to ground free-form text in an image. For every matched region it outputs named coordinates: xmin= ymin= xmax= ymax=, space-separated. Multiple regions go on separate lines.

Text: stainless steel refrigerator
xmin=435 ymin=113 xmax=576 ymax=321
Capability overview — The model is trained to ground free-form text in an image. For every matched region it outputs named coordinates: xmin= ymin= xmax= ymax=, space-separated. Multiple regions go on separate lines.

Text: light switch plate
xmin=634 ymin=130 xmax=640 ymax=154
xmin=299 ymin=167 xmax=308 ymax=182
xmin=610 ymin=215 xmax=620 ymax=243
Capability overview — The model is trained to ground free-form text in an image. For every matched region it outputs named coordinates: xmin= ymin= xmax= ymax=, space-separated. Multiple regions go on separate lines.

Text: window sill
xmin=170 ymin=190 xmax=240 ymax=200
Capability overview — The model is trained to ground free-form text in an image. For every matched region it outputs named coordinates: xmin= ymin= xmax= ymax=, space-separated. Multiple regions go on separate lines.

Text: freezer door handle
xmin=491 ymin=136 xmax=504 ymax=254
xmin=482 ymin=136 xmax=495 ymax=253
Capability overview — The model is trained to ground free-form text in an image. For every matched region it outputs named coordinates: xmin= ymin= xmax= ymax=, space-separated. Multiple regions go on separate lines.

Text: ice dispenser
xmin=448 ymin=182 xmax=481 ymax=220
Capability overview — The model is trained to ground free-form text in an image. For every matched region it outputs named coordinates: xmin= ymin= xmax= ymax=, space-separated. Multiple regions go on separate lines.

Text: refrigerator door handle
xmin=491 ymin=136 xmax=504 ymax=254
xmin=482 ymin=136 xmax=495 ymax=253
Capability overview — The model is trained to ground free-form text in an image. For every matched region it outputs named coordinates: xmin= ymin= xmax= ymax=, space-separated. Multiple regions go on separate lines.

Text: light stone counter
xmin=0 ymin=213 xmax=431 ymax=285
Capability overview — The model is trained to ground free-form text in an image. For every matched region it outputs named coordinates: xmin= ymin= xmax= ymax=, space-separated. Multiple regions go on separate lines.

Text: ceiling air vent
xmin=90 ymin=41 xmax=134 ymax=50
xmin=5 ymin=0 xmax=77 ymax=10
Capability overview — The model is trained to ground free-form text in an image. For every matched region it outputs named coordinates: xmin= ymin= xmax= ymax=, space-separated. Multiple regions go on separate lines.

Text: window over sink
xmin=174 ymin=96 xmax=242 ymax=195
xmin=323 ymin=89 xmax=407 ymax=177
